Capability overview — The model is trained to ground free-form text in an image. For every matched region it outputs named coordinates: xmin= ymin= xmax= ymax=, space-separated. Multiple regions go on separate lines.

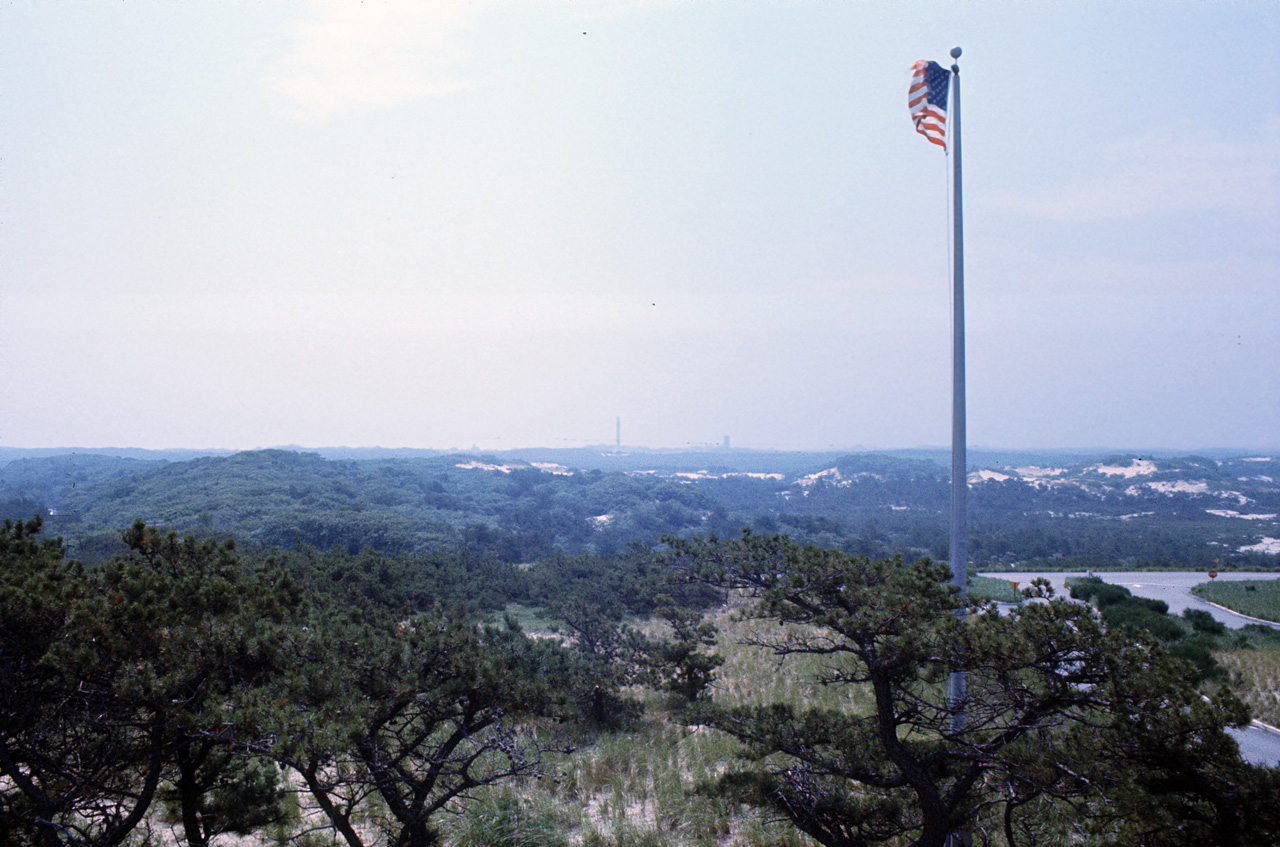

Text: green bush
xmin=1066 ymin=576 xmax=1105 ymax=600
xmin=1183 ymin=608 xmax=1226 ymax=635
xmin=1133 ymin=596 xmax=1169 ymax=615
xmin=1090 ymin=583 xmax=1134 ymax=608
xmin=1066 ymin=577 xmax=1138 ymax=609
xmin=1101 ymin=601 xmax=1184 ymax=642
xmin=1168 ymin=633 xmax=1226 ymax=684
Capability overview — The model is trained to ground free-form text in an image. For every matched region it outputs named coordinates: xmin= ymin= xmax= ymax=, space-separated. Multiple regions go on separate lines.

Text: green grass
xmin=490 ymin=721 xmax=807 ymax=847
xmin=444 ymin=789 xmax=573 ymax=847
xmin=479 ymin=582 xmax=1280 ymax=847
xmin=968 ymin=574 xmax=1023 ymax=604
xmin=432 ymin=601 xmax=826 ymax=847
xmin=1216 ymin=647 xmax=1280 ymax=728
xmin=135 ymin=583 xmax=1280 ymax=847
xmin=1191 ymin=579 xmax=1280 ymax=623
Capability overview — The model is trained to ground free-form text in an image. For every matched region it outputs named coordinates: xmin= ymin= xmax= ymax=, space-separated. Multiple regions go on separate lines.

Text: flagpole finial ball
xmin=950 ymin=46 xmax=962 ymax=59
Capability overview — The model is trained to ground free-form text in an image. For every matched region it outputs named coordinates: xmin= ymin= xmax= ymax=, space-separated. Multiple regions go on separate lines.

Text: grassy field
xmin=1186 ymin=580 xmax=1280 ymax=728
xmin=1191 ymin=578 xmax=1280 ymax=623
xmin=442 ymin=607 xmax=823 ymax=847
xmin=968 ymin=574 xmax=1024 ymax=603
xmin=1215 ymin=647 xmax=1280 ymax=728
xmin=152 ymin=588 xmax=1280 ymax=847
xmin=479 ymin=585 xmax=1280 ymax=847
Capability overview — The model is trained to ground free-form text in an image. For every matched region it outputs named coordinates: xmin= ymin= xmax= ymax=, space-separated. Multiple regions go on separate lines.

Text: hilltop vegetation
xmin=1 ymin=448 xmax=1276 ymax=570
xmin=4 ymin=518 xmax=1277 ymax=847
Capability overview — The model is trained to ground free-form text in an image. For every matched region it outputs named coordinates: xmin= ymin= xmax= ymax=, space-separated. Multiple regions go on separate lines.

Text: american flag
xmin=909 ymin=60 xmax=950 ymax=149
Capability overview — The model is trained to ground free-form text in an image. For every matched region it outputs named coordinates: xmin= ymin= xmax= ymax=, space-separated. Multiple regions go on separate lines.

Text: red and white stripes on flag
xmin=909 ymin=60 xmax=951 ymax=149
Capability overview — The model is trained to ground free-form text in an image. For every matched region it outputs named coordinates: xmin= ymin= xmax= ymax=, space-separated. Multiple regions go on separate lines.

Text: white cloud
xmin=265 ymin=0 xmax=489 ymax=119
xmin=989 ymin=117 xmax=1280 ymax=223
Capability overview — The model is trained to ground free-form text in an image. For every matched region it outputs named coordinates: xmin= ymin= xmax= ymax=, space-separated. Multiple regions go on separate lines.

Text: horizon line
xmin=2 ymin=443 xmax=1278 ymax=458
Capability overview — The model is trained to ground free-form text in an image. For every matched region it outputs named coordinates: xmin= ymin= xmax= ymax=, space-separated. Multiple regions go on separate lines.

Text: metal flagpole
xmin=947 ymin=44 xmax=966 ymax=729
xmin=945 ymin=44 xmax=971 ymax=847
xmin=909 ymin=47 xmax=969 ymax=847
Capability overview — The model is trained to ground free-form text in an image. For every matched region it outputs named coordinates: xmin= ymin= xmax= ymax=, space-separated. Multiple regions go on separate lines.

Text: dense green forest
xmin=3 ymin=447 xmax=1279 ymax=845
xmin=1 ymin=448 xmax=1276 ymax=570
xmin=4 ymin=517 xmax=1278 ymax=847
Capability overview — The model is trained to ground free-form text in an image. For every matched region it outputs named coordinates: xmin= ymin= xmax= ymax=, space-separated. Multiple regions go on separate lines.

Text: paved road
xmin=1231 ymin=724 xmax=1280 ymax=768
xmin=980 ymin=570 xmax=1280 ymax=766
xmin=981 ymin=571 xmax=1280 ymax=629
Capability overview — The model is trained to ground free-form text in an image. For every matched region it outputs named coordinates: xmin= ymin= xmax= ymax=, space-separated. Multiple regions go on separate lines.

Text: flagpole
xmin=947 ymin=45 xmax=967 ymax=735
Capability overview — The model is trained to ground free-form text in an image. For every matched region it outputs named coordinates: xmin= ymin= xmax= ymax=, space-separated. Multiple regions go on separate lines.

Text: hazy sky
xmin=4 ymin=1 xmax=1277 ymax=453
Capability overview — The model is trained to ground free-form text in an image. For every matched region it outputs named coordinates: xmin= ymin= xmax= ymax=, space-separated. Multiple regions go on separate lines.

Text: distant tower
xmin=723 ymin=435 xmax=730 ymax=449
xmin=616 ymin=417 xmax=621 ymax=449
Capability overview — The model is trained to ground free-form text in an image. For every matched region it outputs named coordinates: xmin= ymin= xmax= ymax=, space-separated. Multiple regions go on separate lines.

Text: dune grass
xmin=265 ymin=588 xmax=1280 ymax=847
xmin=441 ymin=604 xmax=824 ymax=847
xmin=1215 ymin=648 xmax=1280 ymax=728
xmin=967 ymin=574 xmax=1024 ymax=604
xmin=1213 ymin=625 xmax=1280 ymax=729
xmin=1191 ymin=579 xmax=1280 ymax=623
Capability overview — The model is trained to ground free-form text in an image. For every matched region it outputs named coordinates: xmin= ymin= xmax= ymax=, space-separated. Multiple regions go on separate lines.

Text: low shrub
xmin=1090 ymin=583 xmax=1134 ymax=608
xmin=1183 ymin=608 xmax=1226 ymax=635
xmin=1102 ymin=600 xmax=1184 ymax=642
xmin=1133 ymin=596 xmax=1169 ymax=615
xmin=1168 ymin=633 xmax=1225 ymax=683
xmin=1065 ymin=576 xmax=1104 ymax=600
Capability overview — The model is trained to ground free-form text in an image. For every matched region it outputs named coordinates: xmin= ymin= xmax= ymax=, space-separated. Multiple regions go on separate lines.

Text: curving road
xmin=981 ymin=571 xmax=1280 ymax=630
xmin=1230 ymin=724 xmax=1280 ymax=768
xmin=981 ymin=570 xmax=1280 ymax=766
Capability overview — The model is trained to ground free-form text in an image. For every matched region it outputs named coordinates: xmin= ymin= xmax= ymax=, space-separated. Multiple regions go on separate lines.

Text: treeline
xmin=5 ymin=518 xmax=1279 ymax=847
xmin=272 ymin=538 xmax=718 ymax=621
xmin=0 ymin=450 xmax=727 ymax=564
xmin=662 ymin=533 xmax=1280 ymax=845
xmin=0 ymin=517 xmax=721 ymax=847
xmin=1 ymin=449 xmax=1277 ymax=570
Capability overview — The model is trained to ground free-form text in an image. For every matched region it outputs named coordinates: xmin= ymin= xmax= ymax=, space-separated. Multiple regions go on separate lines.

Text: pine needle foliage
xmin=663 ymin=531 xmax=1280 ymax=847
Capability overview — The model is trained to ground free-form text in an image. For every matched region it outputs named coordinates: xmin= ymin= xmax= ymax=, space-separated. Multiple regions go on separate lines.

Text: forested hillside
xmin=5 ymin=517 xmax=1277 ymax=847
xmin=3 ymin=450 xmax=1278 ymax=846
xmin=0 ymin=448 xmax=1276 ymax=569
